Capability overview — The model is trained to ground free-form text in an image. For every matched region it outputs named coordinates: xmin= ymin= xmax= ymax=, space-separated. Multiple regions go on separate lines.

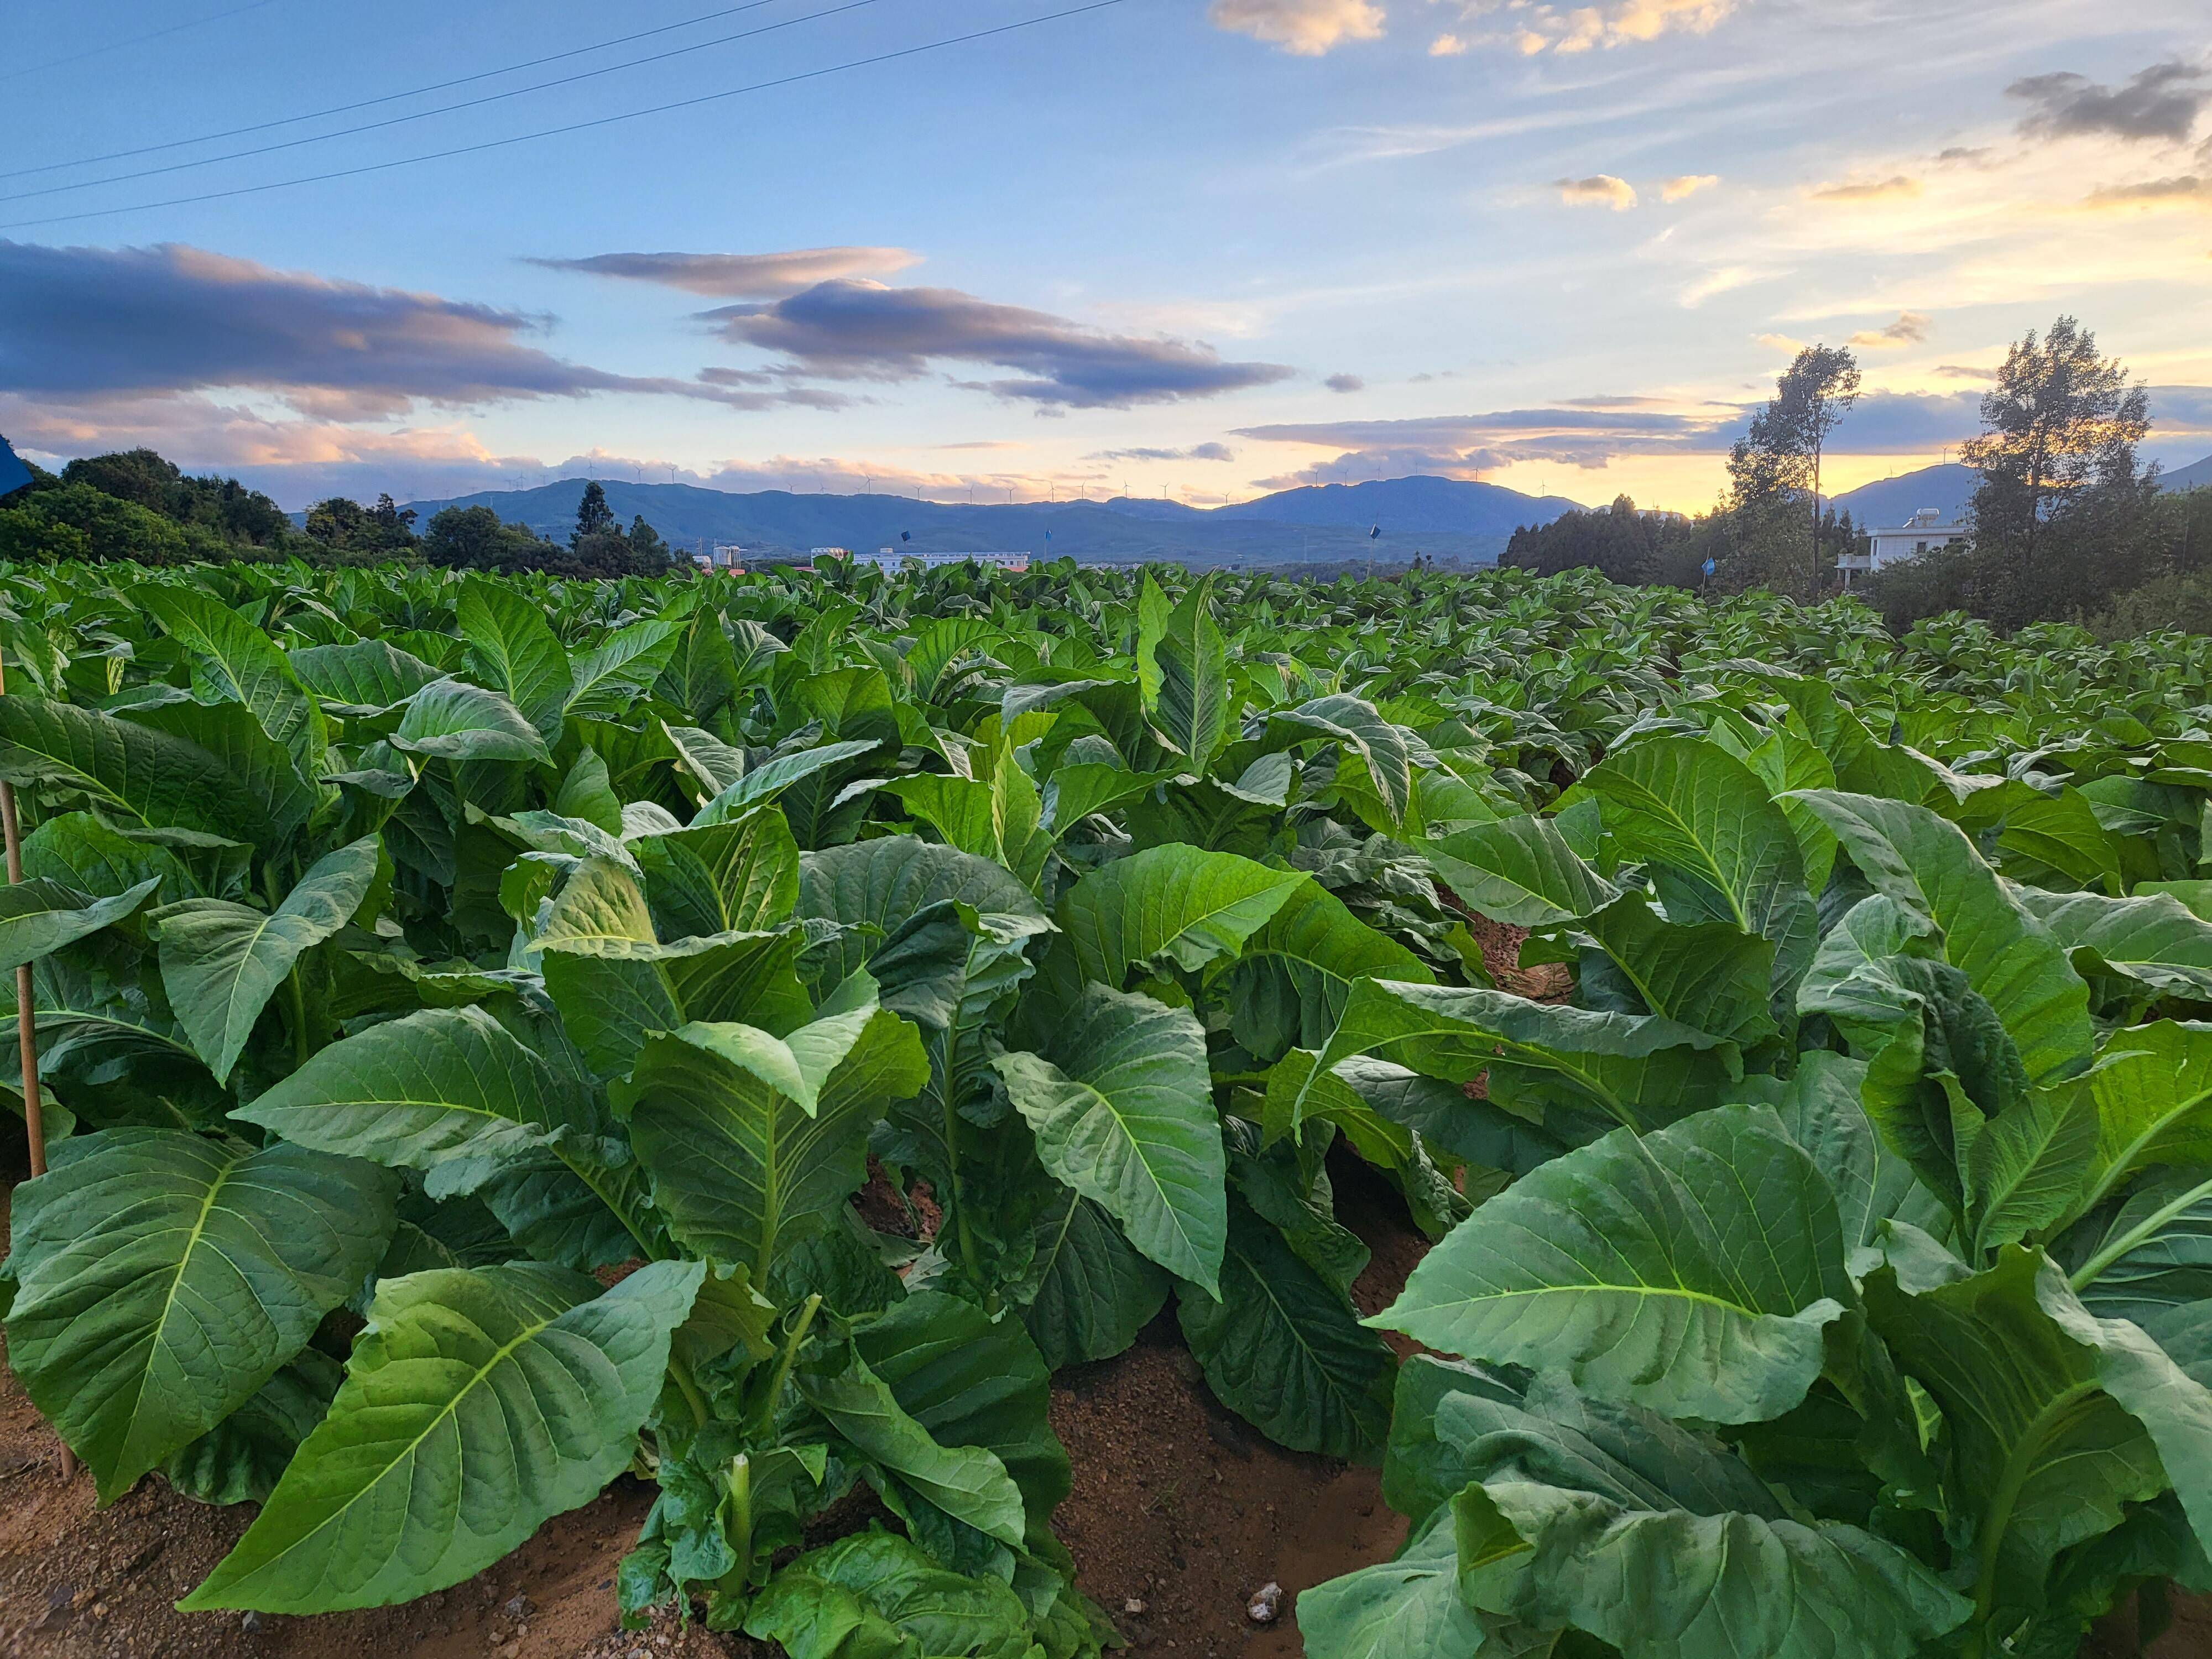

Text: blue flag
xmin=0 ymin=434 xmax=30 ymax=500
xmin=1702 ymin=557 xmax=1717 ymax=577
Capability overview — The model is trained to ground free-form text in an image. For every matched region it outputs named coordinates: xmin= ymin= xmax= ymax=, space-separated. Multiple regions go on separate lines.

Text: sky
xmin=1 ymin=0 xmax=2209 ymax=513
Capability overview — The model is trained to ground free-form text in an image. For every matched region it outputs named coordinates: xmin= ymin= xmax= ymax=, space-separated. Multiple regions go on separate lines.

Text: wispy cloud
xmin=1208 ymin=0 xmax=1384 ymax=55
xmin=1661 ymin=174 xmax=1720 ymax=202
xmin=1848 ymin=311 xmax=1933 ymax=349
xmin=525 ymin=247 xmax=922 ymax=299
xmin=1428 ymin=32 xmax=1468 ymax=55
xmin=700 ymin=280 xmax=1295 ymax=409
xmin=2010 ymin=61 xmax=2210 ymax=145
xmin=1325 ymin=372 xmax=1367 ymax=392
xmin=2083 ymin=175 xmax=2212 ymax=210
xmin=1088 ymin=442 xmax=1239 ymax=462
xmin=1556 ymin=174 xmax=1639 ymax=210
xmin=1440 ymin=0 xmax=1737 ymax=56
xmin=1811 ymin=175 xmax=1923 ymax=203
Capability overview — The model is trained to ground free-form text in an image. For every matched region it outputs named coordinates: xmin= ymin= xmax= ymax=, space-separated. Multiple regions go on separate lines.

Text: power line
xmin=1 ymin=0 xmax=290 ymax=85
xmin=0 ymin=0 xmax=889 ymax=207
xmin=0 ymin=0 xmax=1131 ymax=232
xmin=1 ymin=0 xmax=804 ymax=182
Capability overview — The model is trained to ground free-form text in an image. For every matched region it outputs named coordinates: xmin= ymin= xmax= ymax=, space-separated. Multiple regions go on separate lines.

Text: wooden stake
xmin=0 ymin=655 xmax=74 ymax=1480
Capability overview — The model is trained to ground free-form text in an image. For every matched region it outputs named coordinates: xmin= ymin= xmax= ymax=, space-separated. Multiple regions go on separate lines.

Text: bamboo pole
xmin=0 ymin=654 xmax=74 ymax=1479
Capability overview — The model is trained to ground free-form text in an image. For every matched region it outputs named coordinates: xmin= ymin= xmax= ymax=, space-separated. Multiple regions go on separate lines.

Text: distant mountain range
xmin=395 ymin=475 xmax=1588 ymax=566
xmin=391 ymin=455 xmax=2212 ymax=567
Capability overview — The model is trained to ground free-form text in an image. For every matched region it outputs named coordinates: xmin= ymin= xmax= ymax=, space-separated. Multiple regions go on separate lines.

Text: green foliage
xmin=0 ymin=551 xmax=2209 ymax=1657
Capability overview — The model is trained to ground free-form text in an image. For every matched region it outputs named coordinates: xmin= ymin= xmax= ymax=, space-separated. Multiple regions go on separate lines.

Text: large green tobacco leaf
xmin=233 ymin=1005 xmax=608 ymax=1187
xmin=2015 ymin=888 xmax=2212 ymax=1000
xmin=1865 ymin=1249 xmax=2181 ymax=1621
xmin=691 ymin=738 xmax=883 ymax=826
xmin=993 ymin=984 xmax=1226 ymax=1294
xmin=799 ymin=836 xmax=1045 ymax=992
xmin=152 ymin=836 xmax=380 ymax=1082
xmin=617 ymin=1002 xmax=930 ymax=1279
xmin=163 ymin=1348 xmax=343 ymax=1506
xmin=1053 ymin=843 xmax=1305 ymax=989
xmin=1422 ymin=813 xmax=1619 ymax=927
xmin=2069 ymin=1170 xmax=2212 ymax=1327
xmin=456 ymin=575 xmax=571 ymax=738
xmin=1141 ymin=576 xmax=1230 ymax=774
xmin=1310 ymin=977 xmax=1738 ymax=1131
xmin=887 ymin=749 xmax=1054 ymax=890
xmin=1018 ymin=1191 xmax=1170 ymax=1370
xmin=1574 ymin=734 xmax=1815 ymax=992
xmin=3 ymin=1130 xmax=395 ymax=1502
xmin=288 ymin=639 xmax=444 ymax=713
xmin=563 ymin=618 xmax=684 ymax=721
xmin=631 ymin=807 xmax=801 ymax=939
xmin=1177 ymin=1198 xmax=1395 ymax=1460
xmin=1400 ymin=1364 xmax=1971 ymax=1657
xmin=1378 ymin=1105 xmax=1853 ymax=1423
xmin=853 ymin=1290 xmax=1071 ymax=1529
xmin=0 ymin=874 xmax=160 ymax=974
xmin=140 ymin=584 xmax=327 ymax=779
xmin=126 ymin=700 xmax=320 ymax=851
xmin=1225 ymin=877 xmax=1434 ymax=1056
xmin=1274 ymin=694 xmax=1413 ymax=829
xmin=21 ymin=810 xmax=200 ymax=902
xmin=1297 ymin=1507 xmax=1486 ymax=1659
xmin=798 ymin=1345 xmax=1028 ymax=1548
xmin=745 ymin=1530 xmax=1042 ymax=1659
xmin=1458 ymin=1481 xmax=1971 ymax=1659
xmin=525 ymin=855 xmax=659 ymax=961
xmin=0 ymin=694 xmax=275 ymax=847
xmin=1794 ymin=791 xmax=2093 ymax=1086
xmin=1579 ymin=891 xmax=1779 ymax=1047
xmin=181 ymin=1260 xmax=703 ymax=1612
xmin=542 ymin=927 xmax=811 ymax=1077
xmin=390 ymin=679 xmax=550 ymax=764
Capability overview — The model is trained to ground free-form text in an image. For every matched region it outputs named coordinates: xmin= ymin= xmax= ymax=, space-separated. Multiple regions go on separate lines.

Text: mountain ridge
xmin=393 ymin=474 xmax=1586 ymax=566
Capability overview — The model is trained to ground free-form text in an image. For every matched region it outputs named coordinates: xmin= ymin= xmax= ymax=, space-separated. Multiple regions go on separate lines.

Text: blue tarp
xmin=0 ymin=435 xmax=31 ymax=500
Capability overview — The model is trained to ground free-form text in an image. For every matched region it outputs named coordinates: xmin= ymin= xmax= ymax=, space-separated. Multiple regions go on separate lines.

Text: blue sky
xmin=2 ymin=0 xmax=2208 ymax=510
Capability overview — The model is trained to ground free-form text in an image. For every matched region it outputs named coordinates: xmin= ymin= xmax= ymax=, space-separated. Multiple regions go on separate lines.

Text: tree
xmin=1964 ymin=316 xmax=2150 ymax=562
xmin=306 ymin=493 xmax=419 ymax=559
xmin=423 ymin=505 xmax=558 ymax=573
xmin=573 ymin=481 xmax=617 ymax=546
xmin=1728 ymin=345 xmax=1862 ymax=594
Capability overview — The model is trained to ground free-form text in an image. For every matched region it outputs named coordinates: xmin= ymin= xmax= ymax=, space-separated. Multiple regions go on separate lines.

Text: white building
xmin=1841 ymin=508 xmax=1968 ymax=582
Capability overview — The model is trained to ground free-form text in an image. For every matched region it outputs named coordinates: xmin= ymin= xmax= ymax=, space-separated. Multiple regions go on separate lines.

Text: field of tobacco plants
xmin=4 ymin=554 xmax=2212 ymax=1658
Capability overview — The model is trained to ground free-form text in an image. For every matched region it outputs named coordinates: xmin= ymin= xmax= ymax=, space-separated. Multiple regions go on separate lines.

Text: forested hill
xmin=395 ymin=474 xmax=1585 ymax=565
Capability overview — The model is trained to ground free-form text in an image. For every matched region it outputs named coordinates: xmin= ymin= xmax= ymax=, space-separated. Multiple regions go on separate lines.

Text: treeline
xmin=0 ymin=447 xmax=676 ymax=577
xmin=1504 ymin=316 xmax=2212 ymax=638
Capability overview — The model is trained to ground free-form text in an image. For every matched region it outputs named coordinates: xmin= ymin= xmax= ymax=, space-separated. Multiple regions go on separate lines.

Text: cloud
xmin=0 ymin=238 xmax=813 ymax=416
xmin=1811 ymin=175 xmax=1923 ymax=203
xmin=1555 ymin=174 xmax=1639 ymax=210
xmin=1934 ymin=363 xmax=2000 ymax=382
xmin=2010 ymin=62 xmax=2210 ymax=146
xmin=525 ymin=247 xmax=922 ymax=299
xmin=1088 ymin=443 xmax=1239 ymax=462
xmin=1848 ymin=311 xmax=1933 ymax=350
xmin=1443 ymin=0 xmax=1735 ymax=56
xmin=1429 ymin=32 xmax=1467 ymax=55
xmin=1661 ymin=174 xmax=1719 ymax=202
xmin=1755 ymin=332 xmax=1808 ymax=354
xmin=1236 ymin=405 xmax=1730 ymax=482
xmin=2083 ymin=175 xmax=2212 ymax=210
xmin=1325 ymin=373 xmax=1367 ymax=393
xmin=698 ymin=280 xmax=1293 ymax=409
xmin=1208 ymin=0 xmax=1384 ymax=55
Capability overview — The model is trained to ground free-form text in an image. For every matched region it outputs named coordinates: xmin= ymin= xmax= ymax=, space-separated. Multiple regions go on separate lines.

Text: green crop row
xmin=2 ymin=554 xmax=2211 ymax=1657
